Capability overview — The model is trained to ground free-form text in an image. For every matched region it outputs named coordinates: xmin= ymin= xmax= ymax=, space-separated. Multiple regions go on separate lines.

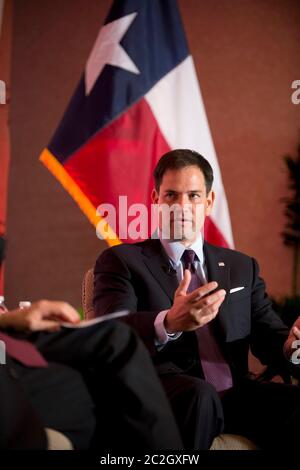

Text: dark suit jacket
xmin=0 ymin=356 xmax=47 ymax=449
xmin=94 ymin=239 xmax=289 ymax=381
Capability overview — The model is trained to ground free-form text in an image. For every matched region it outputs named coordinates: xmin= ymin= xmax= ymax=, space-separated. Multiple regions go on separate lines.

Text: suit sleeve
xmin=93 ymin=249 xmax=157 ymax=355
xmin=250 ymin=257 xmax=289 ymax=368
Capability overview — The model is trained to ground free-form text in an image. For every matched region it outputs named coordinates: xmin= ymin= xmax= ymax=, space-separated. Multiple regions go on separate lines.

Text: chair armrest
xmin=45 ymin=428 xmax=73 ymax=450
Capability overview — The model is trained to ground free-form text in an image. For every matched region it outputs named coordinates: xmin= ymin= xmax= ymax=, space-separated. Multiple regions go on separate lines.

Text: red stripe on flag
xmin=64 ymin=98 xmax=170 ymax=242
xmin=204 ymin=217 xmax=229 ymax=248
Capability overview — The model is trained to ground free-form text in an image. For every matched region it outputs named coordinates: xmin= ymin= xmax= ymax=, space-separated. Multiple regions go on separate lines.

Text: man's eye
xmin=190 ymin=193 xmax=200 ymax=200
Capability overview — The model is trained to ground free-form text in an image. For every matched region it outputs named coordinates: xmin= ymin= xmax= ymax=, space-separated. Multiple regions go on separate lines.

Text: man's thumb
xmin=175 ymin=269 xmax=191 ymax=296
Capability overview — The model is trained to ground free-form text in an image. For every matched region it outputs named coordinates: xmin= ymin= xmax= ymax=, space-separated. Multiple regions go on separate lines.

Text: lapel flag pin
xmin=218 ymin=262 xmax=225 ymax=267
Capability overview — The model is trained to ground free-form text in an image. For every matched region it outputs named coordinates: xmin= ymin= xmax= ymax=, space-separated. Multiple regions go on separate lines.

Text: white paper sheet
xmin=61 ymin=310 xmax=129 ymax=328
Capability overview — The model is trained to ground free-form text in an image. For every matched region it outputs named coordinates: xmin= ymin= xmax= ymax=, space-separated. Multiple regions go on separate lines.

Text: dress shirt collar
xmin=159 ymin=233 xmax=204 ymax=267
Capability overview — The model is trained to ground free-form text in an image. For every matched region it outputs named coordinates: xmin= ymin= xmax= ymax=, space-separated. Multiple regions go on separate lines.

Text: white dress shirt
xmin=154 ymin=233 xmax=207 ymax=347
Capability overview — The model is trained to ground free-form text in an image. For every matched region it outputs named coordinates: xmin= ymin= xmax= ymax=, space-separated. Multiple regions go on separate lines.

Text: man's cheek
xmin=194 ymin=204 xmax=205 ymax=231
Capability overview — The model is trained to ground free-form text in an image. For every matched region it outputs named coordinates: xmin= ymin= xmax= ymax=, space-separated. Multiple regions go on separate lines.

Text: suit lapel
xmin=203 ymin=242 xmax=231 ymax=336
xmin=142 ymin=239 xmax=178 ymax=302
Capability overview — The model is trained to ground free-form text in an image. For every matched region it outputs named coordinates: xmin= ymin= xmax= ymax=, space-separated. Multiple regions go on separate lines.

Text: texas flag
xmin=40 ymin=0 xmax=233 ymax=248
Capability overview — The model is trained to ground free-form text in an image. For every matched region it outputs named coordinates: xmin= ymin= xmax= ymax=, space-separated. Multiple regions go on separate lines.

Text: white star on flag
xmin=85 ymin=12 xmax=140 ymax=95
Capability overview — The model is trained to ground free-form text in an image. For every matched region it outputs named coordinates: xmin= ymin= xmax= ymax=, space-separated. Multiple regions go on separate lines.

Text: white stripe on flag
xmin=0 ymin=0 xmax=4 ymax=38
xmin=145 ymin=55 xmax=234 ymax=247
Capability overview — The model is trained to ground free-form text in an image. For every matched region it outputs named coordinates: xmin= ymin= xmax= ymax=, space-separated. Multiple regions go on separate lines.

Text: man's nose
xmin=177 ymin=194 xmax=189 ymax=207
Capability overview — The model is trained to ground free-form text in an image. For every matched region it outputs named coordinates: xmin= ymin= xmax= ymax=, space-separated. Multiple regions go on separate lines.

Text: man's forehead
xmin=161 ymin=188 xmax=204 ymax=193
xmin=161 ymin=166 xmax=205 ymax=182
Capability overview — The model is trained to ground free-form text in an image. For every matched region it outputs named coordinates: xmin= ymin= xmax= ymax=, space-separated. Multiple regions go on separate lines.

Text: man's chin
xmin=170 ymin=230 xmax=199 ymax=243
xmin=159 ymin=222 xmax=202 ymax=242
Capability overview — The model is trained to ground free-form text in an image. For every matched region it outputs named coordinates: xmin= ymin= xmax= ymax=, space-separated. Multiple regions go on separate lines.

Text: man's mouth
xmin=172 ymin=218 xmax=193 ymax=223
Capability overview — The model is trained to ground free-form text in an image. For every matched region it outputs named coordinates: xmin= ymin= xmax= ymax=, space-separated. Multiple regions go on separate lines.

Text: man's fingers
xmin=31 ymin=320 xmax=61 ymax=332
xmin=37 ymin=301 xmax=80 ymax=323
xmin=191 ymin=296 xmax=225 ymax=326
xmin=175 ymin=269 xmax=191 ymax=296
xmin=53 ymin=303 xmax=80 ymax=323
xmin=189 ymin=281 xmax=219 ymax=302
xmin=192 ymin=288 xmax=226 ymax=308
xmin=293 ymin=326 xmax=300 ymax=339
xmin=202 ymin=296 xmax=225 ymax=318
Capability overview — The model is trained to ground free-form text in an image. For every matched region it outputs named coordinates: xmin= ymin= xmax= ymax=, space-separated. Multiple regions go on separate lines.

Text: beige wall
xmin=5 ymin=0 xmax=300 ymax=309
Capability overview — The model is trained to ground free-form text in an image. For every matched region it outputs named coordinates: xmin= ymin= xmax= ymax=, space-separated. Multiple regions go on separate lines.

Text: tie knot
xmin=182 ymin=249 xmax=196 ymax=269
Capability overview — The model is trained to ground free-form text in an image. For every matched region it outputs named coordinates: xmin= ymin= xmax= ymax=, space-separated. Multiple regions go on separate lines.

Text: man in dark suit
xmin=94 ymin=149 xmax=300 ymax=450
xmin=0 ymin=300 xmax=182 ymax=450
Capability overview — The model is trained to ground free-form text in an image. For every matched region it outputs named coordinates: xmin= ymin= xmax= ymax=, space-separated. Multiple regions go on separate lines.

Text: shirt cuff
xmin=154 ymin=309 xmax=182 ymax=347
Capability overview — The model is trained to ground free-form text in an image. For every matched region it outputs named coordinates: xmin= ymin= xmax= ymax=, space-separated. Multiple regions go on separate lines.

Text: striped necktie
xmin=181 ymin=249 xmax=233 ymax=392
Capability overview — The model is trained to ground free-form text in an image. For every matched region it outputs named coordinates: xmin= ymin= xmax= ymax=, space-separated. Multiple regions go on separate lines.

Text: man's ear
xmin=205 ymin=190 xmax=215 ymax=216
xmin=151 ymin=188 xmax=159 ymax=204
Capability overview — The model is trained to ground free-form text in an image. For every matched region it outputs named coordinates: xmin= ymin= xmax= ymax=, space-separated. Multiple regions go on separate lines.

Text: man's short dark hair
xmin=154 ymin=149 xmax=214 ymax=194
